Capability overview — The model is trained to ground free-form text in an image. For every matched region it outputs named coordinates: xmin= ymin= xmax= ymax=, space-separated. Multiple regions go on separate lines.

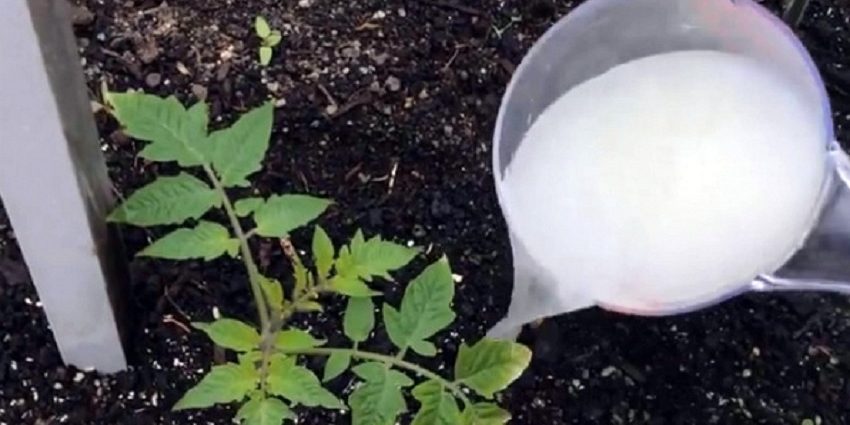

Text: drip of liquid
xmin=501 ymin=50 xmax=828 ymax=311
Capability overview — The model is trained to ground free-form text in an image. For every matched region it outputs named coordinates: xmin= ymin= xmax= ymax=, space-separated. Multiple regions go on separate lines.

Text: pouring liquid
xmin=501 ymin=50 xmax=828 ymax=311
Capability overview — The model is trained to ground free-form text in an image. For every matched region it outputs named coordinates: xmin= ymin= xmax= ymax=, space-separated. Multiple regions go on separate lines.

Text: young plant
xmin=104 ymin=91 xmax=532 ymax=425
xmin=255 ymin=16 xmax=282 ymax=66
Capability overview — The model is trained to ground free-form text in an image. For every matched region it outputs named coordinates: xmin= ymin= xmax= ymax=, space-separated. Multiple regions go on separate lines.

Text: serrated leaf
xmin=331 ymin=275 xmax=380 ymax=298
xmin=108 ymin=173 xmax=220 ymax=226
xmin=210 ymin=103 xmax=273 ymax=187
xmin=173 ymin=363 xmax=258 ymax=410
xmin=266 ymin=31 xmax=283 ymax=47
xmin=253 ymin=194 xmax=332 ymax=237
xmin=275 ymin=329 xmax=325 ymax=351
xmin=454 ymin=339 xmax=532 ymax=398
xmin=349 ymin=363 xmax=413 ymax=425
xmin=236 ymin=396 xmax=294 ymax=425
xmin=235 ymin=197 xmax=265 ymax=217
xmin=382 ymin=257 xmax=455 ymax=353
xmin=460 ymin=403 xmax=511 ymax=425
xmin=259 ymin=276 xmax=284 ymax=310
xmin=411 ymin=380 xmax=460 ymax=425
xmin=346 ymin=234 xmax=419 ymax=281
xmin=106 ymin=92 xmax=208 ymax=166
xmin=323 ymin=351 xmax=351 ymax=382
xmin=312 ymin=226 xmax=335 ymax=279
xmin=193 ymin=318 xmax=261 ymax=352
xmin=255 ymin=16 xmax=271 ymax=38
xmin=139 ymin=221 xmax=238 ymax=261
xmin=267 ymin=355 xmax=345 ymax=409
xmin=259 ymin=47 xmax=273 ymax=66
xmin=344 ymin=297 xmax=374 ymax=343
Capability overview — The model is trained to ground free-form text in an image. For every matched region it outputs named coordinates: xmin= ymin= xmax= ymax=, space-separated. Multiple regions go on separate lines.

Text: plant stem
xmin=279 ymin=347 xmax=473 ymax=407
xmin=203 ymin=165 xmax=270 ymax=329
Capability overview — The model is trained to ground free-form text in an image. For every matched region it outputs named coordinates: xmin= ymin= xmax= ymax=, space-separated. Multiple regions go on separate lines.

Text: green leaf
xmin=173 ymin=362 xmax=258 ymax=410
xmin=330 ymin=275 xmax=380 ymax=298
xmin=410 ymin=340 xmax=437 ymax=357
xmin=266 ymin=31 xmax=283 ymax=47
xmin=411 ymin=380 xmax=461 ymax=425
xmin=344 ymin=297 xmax=374 ymax=343
xmin=255 ymin=16 xmax=271 ymax=38
xmin=267 ymin=355 xmax=346 ymax=409
xmin=382 ymin=257 xmax=455 ymax=354
xmin=193 ymin=318 xmax=261 ymax=352
xmin=253 ymin=194 xmax=332 ymax=237
xmin=108 ymin=173 xmax=220 ymax=226
xmin=235 ymin=197 xmax=265 ymax=217
xmin=106 ymin=92 xmax=208 ymax=166
xmin=322 ymin=351 xmax=351 ymax=382
xmin=460 ymin=403 xmax=511 ymax=425
xmin=238 ymin=350 xmax=263 ymax=367
xmin=454 ymin=339 xmax=532 ymax=398
xmin=275 ymin=329 xmax=325 ymax=351
xmin=236 ymin=395 xmax=295 ymax=425
xmin=259 ymin=47 xmax=273 ymax=66
xmin=349 ymin=363 xmax=413 ymax=425
xmin=345 ymin=233 xmax=419 ymax=281
xmin=139 ymin=221 xmax=238 ymax=261
xmin=312 ymin=226 xmax=335 ymax=279
xmin=296 ymin=301 xmax=324 ymax=313
xmin=210 ymin=103 xmax=274 ymax=187
xmin=259 ymin=276 xmax=284 ymax=310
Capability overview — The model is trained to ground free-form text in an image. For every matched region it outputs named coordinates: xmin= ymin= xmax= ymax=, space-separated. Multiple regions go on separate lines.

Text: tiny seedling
xmin=105 ymin=91 xmax=532 ymax=425
xmin=255 ymin=16 xmax=282 ymax=66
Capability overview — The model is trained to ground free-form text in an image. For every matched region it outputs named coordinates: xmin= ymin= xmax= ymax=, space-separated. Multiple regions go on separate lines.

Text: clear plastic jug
xmin=489 ymin=0 xmax=850 ymax=338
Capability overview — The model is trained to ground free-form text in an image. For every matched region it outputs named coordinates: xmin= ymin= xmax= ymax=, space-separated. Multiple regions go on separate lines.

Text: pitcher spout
xmin=756 ymin=142 xmax=850 ymax=292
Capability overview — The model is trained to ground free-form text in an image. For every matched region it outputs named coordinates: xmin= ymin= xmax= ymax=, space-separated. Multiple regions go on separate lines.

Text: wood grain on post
xmin=0 ymin=0 xmax=128 ymax=372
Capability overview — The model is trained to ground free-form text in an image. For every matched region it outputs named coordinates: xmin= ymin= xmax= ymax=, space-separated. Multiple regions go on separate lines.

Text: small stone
xmin=145 ymin=73 xmax=161 ymax=87
xmin=71 ymin=5 xmax=95 ymax=27
xmin=298 ymin=0 xmax=313 ymax=7
xmin=135 ymin=38 xmax=160 ymax=64
xmin=369 ymin=81 xmax=383 ymax=93
xmin=216 ymin=63 xmax=231 ymax=81
xmin=266 ymin=82 xmax=280 ymax=93
xmin=385 ymin=76 xmax=401 ymax=92
xmin=601 ymin=366 xmax=618 ymax=377
xmin=412 ymin=224 xmax=427 ymax=238
xmin=341 ymin=45 xmax=360 ymax=59
xmin=191 ymin=84 xmax=208 ymax=101
xmin=373 ymin=52 xmax=390 ymax=66
xmin=398 ymin=8 xmax=407 ymax=17
xmin=325 ymin=104 xmax=339 ymax=115
xmin=176 ymin=62 xmax=191 ymax=76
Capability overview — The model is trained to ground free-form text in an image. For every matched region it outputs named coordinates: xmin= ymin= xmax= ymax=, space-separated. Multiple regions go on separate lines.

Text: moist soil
xmin=2 ymin=0 xmax=850 ymax=424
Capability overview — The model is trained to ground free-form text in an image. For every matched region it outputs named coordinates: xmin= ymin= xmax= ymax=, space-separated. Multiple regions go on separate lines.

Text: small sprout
xmin=255 ymin=16 xmax=283 ymax=66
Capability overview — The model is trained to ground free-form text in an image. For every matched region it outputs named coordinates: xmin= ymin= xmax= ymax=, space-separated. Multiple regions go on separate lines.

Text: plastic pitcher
xmin=489 ymin=0 xmax=850 ymax=338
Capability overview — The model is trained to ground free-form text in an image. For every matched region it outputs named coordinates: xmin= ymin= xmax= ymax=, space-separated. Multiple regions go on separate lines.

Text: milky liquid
xmin=501 ymin=50 xmax=828 ymax=312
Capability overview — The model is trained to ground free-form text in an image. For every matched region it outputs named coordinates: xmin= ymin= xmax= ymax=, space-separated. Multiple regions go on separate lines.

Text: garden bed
xmin=2 ymin=0 xmax=850 ymax=423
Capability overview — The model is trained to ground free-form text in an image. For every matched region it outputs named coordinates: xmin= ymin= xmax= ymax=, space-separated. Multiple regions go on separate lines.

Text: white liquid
xmin=502 ymin=50 xmax=828 ymax=311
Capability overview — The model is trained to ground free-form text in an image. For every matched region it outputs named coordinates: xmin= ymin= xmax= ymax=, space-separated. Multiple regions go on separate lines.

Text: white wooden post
xmin=0 ymin=0 xmax=128 ymax=372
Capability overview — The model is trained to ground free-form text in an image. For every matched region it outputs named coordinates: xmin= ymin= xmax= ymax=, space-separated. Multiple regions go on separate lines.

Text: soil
xmin=2 ymin=0 xmax=850 ymax=424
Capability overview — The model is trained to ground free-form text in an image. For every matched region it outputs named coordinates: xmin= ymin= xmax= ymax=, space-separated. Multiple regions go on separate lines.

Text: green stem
xmin=203 ymin=165 xmax=270 ymax=329
xmin=279 ymin=347 xmax=472 ymax=407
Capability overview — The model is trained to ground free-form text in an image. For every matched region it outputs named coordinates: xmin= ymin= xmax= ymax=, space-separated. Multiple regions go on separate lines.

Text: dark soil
xmin=2 ymin=0 xmax=850 ymax=424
